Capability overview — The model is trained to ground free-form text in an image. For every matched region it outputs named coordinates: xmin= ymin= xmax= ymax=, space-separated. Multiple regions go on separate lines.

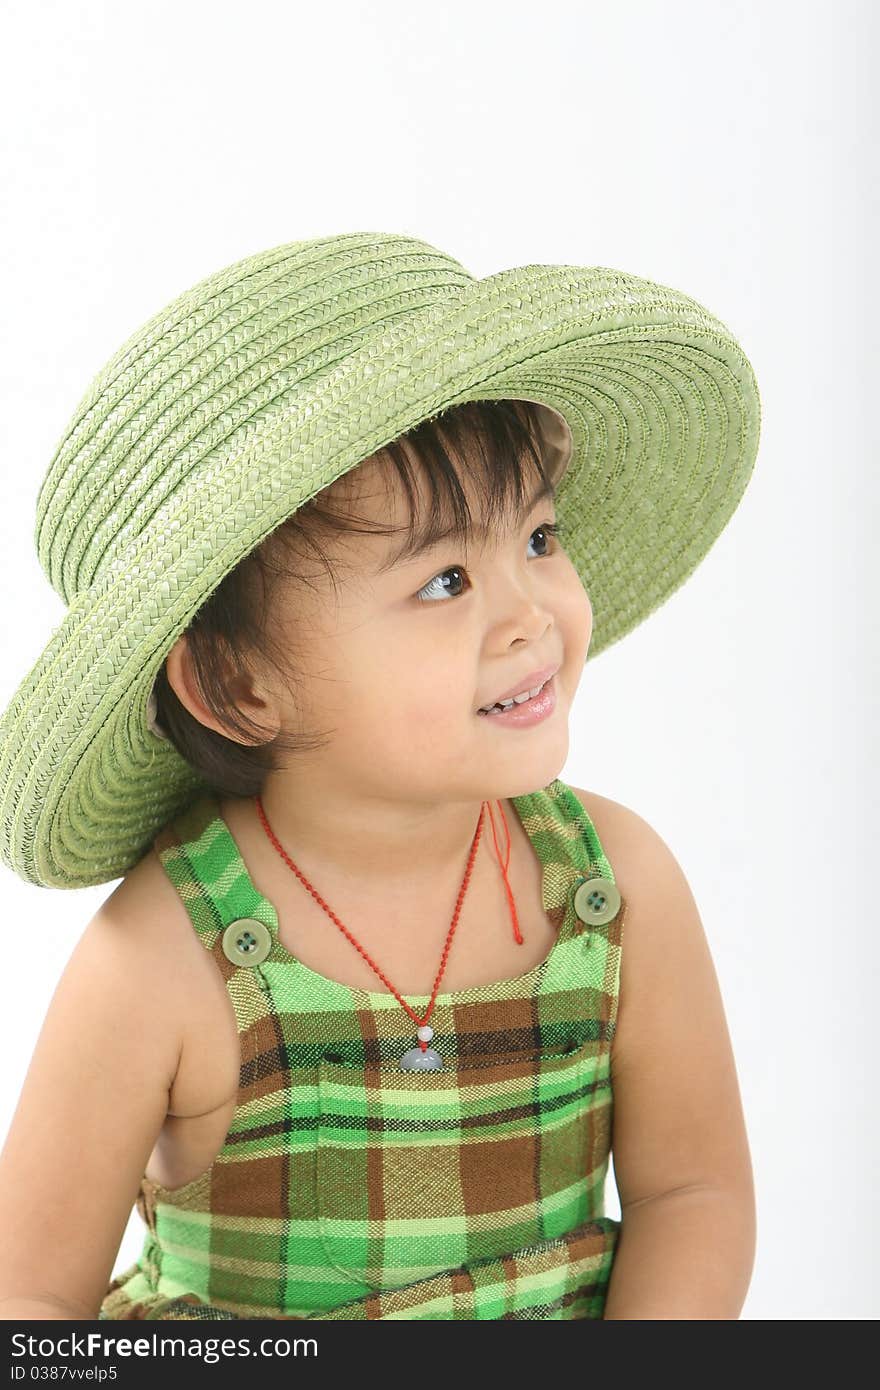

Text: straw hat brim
xmin=0 ymin=254 xmax=761 ymax=888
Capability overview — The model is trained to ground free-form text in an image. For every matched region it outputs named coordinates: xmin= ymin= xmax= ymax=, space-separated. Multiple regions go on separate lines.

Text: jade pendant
xmin=399 ymin=1045 xmax=444 ymax=1071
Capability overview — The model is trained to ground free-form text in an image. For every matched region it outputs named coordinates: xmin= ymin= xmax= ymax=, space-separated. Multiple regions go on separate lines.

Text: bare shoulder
xmin=565 ymin=781 xmax=708 ymax=1007
xmin=104 ymin=846 xmax=235 ymax=1106
xmin=563 ymin=783 xmax=684 ymax=917
xmin=102 ymin=842 xmax=202 ymax=984
xmin=83 ymin=850 xmax=189 ymax=1072
xmin=566 ymin=783 xmax=755 ymax=1207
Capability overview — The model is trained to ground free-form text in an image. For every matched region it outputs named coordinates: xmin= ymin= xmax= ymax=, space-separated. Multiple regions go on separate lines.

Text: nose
xmin=491 ymin=595 xmax=554 ymax=649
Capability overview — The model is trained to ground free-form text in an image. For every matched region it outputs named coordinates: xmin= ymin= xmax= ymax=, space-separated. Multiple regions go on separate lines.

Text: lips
xmin=477 ymin=673 xmax=558 ymax=725
xmin=476 ymin=663 xmax=560 ymax=713
xmin=478 ymin=677 xmax=551 ymax=715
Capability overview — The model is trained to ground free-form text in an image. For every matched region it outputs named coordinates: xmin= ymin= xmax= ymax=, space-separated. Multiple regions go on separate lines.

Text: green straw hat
xmin=0 ymin=231 xmax=761 ymax=889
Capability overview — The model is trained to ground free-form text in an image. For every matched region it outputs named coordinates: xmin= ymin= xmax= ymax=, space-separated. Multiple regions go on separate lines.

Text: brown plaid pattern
xmin=100 ymin=778 xmax=623 ymax=1320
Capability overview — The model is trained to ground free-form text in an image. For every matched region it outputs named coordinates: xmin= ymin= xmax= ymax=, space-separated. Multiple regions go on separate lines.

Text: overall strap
xmin=152 ymin=791 xmax=279 ymax=1090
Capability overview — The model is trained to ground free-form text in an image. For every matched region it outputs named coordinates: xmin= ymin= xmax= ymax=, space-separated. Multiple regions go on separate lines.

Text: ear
xmin=163 ymin=632 xmax=281 ymax=744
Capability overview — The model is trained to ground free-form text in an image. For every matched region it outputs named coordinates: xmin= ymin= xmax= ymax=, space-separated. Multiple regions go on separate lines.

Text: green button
xmin=573 ymin=877 xmax=621 ymax=926
xmin=222 ymin=917 xmax=272 ymax=967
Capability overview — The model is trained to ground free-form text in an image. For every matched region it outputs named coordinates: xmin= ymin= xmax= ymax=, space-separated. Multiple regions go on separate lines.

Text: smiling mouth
xmin=477 ymin=677 xmax=552 ymax=716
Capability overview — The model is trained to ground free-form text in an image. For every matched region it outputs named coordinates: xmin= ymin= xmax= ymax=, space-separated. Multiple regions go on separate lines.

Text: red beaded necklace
xmin=254 ymin=795 xmax=523 ymax=1071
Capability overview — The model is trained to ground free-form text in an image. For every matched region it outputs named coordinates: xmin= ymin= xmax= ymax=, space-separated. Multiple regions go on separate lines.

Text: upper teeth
xmin=481 ymin=681 xmax=546 ymax=713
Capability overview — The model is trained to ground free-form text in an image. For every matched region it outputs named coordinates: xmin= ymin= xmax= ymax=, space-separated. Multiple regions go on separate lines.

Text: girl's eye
xmin=414 ymin=521 xmax=565 ymax=604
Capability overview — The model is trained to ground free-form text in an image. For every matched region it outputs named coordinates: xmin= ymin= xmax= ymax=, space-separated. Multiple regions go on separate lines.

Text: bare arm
xmin=570 ymin=790 xmax=756 ymax=1319
xmin=0 ymin=1295 xmax=95 ymax=1320
xmin=0 ymin=867 xmax=184 ymax=1319
xmin=602 ymin=1186 xmax=755 ymax=1319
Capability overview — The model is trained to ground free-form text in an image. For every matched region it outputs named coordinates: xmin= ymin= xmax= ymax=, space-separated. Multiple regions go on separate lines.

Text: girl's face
xmin=264 ymin=448 xmax=592 ymax=808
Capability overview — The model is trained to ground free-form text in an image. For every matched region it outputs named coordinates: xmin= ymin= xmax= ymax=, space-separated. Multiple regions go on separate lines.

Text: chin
xmin=492 ymin=746 xmax=570 ymax=795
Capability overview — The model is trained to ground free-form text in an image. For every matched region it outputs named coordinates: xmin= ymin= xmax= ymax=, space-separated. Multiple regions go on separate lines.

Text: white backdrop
xmin=0 ymin=0 xmax=874 ymax=1320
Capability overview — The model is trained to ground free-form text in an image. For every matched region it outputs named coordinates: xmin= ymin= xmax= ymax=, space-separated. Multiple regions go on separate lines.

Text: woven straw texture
xmin=0 ymin=230 xmax=761 ymax=890
xmin=99 ymin=777 xmax=623 ymax=1321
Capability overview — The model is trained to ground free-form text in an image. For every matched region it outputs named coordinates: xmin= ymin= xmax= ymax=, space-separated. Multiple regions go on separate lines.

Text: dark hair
xmin=151 ymin=398 xmax=558 ymax=798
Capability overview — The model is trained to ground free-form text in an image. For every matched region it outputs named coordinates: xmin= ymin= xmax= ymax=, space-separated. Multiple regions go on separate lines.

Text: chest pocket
xmin=314 ymin=1037 xmax=611 ymax=1291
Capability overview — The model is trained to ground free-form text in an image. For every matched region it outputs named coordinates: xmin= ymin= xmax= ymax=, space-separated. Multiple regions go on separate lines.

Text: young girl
xmin=0 ymin=231 xmax=760 ymax=1321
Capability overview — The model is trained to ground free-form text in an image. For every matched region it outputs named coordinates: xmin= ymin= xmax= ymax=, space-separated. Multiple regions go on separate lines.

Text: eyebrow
xmin=375 ymin=478 xmax=558 ymax=574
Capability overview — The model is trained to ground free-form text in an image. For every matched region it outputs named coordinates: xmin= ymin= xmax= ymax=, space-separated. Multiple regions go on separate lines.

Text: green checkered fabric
xmin=100 ymin=777 xmax=624 ymax=1320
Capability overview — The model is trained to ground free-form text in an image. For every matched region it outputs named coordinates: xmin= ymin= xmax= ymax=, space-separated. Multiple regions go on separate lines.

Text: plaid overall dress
xmin=100 ymin=777 xmax=624 ymax=1320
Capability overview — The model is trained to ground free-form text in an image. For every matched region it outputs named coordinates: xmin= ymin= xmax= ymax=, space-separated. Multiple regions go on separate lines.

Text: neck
xmin=250 ymin=774 xmax=505 ymax=895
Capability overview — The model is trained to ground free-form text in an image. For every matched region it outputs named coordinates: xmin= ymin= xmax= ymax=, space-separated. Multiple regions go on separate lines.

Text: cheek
xmin=334 ymin=633 xmax=466 ymax=733
xmin=393 ymin=672 xmax=470 ymax=730
xmin=581 ymin=586 xmax=593 ymax=632
xmin=560 ymin=567 xmax=592 ymax=627
xmin=371 ymin=655 xmax=472 ymax=756
xmin=553 ymin=572 xmax=593 ymax=668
